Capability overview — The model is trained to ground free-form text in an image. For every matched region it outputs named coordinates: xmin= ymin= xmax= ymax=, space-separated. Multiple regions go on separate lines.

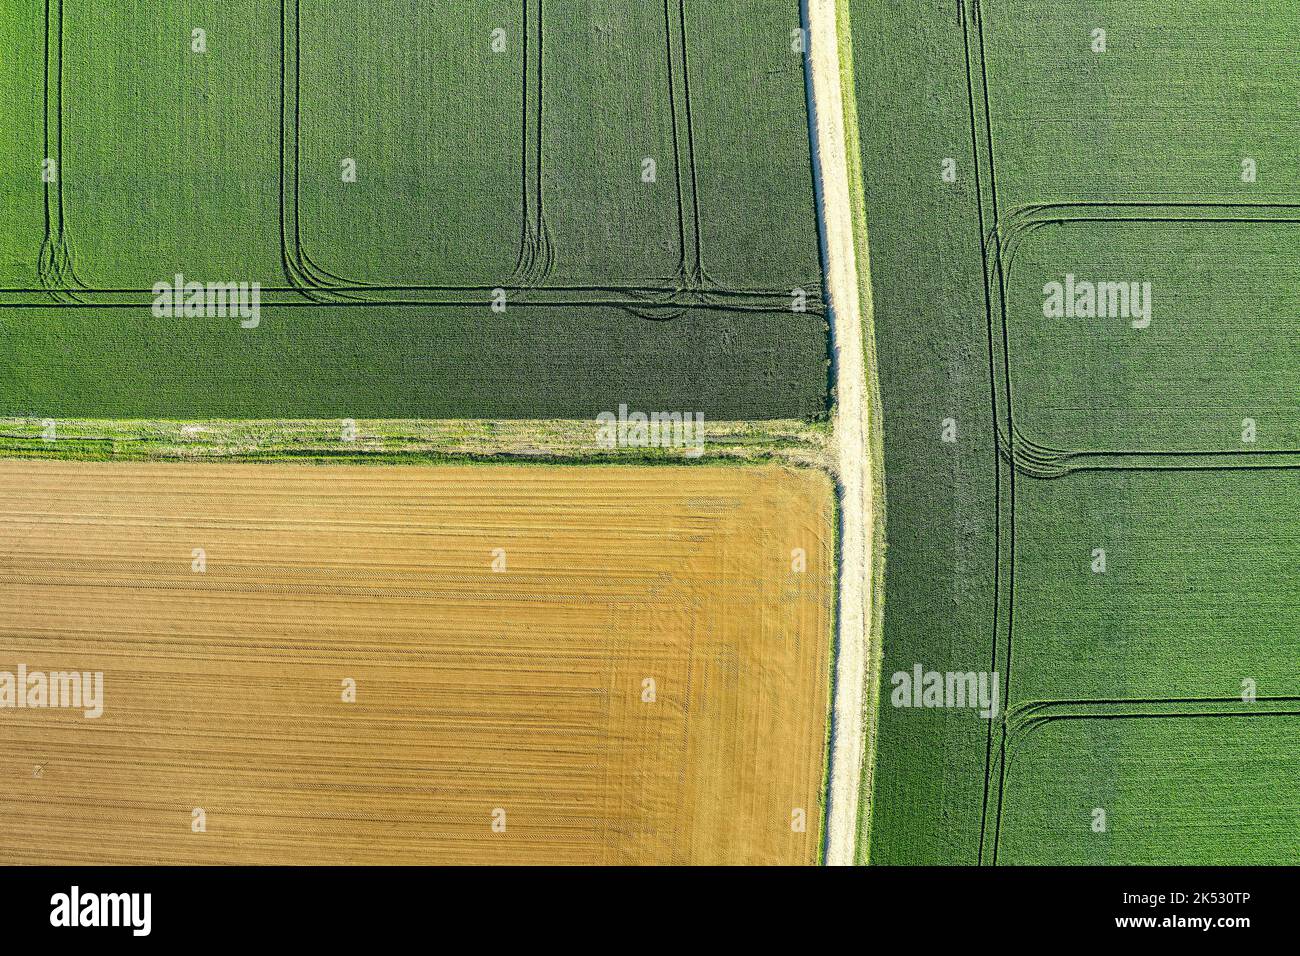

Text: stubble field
xmin=0 ymin=460 xmax=833 ymax=865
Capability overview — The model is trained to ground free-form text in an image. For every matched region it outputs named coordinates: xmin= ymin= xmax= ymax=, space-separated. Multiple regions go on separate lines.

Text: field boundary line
xmin=957 ymin=0 xmax=1010 ymax=866
xmin=1005 ymin=696 xmax=1300 ymax=737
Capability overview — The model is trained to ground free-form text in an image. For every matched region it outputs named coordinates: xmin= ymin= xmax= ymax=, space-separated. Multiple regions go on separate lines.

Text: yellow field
xmin=0 ymin=461 xmax=833 ymax=865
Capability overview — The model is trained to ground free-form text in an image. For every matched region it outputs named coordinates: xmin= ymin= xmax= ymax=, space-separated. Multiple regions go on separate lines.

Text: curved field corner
xmin=0 ymin=461 xmax=834 ymax=865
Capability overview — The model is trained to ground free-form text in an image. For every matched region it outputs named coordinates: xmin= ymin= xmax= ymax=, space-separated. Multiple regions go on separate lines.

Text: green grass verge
xmin=0 ymin=417 xmax=831 ymax=468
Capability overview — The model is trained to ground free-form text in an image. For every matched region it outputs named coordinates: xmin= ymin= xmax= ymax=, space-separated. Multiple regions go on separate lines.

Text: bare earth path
xmin=809 ymin=0 xmax=874 ymax=866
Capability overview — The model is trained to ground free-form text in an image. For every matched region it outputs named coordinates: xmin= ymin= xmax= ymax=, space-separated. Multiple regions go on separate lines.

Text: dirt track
xmin=809 ymin=0 xmax=874 ymax=866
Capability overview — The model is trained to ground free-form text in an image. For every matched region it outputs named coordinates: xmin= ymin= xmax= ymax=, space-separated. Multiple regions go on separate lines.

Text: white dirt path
xmin=808 ymin=0 xmax=875 ymax=866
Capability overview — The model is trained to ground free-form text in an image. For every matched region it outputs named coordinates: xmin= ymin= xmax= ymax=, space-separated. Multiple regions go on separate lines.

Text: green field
xmin=0 ymin=0 xmax=827 ymax=420
xmin=999 ymin=712 xmax=1300 ymax=864
xmin=1012 ymin=470 xmax=1299 ymax=704
xmin=1006 ymin=219 xmax=1300 ymax=459
xmin=854 ymin=0 xmax=1300 ymax=864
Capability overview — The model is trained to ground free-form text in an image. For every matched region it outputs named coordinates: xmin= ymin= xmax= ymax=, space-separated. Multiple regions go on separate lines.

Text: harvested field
xmin=0 ymin=461 xmax=833 ymax=865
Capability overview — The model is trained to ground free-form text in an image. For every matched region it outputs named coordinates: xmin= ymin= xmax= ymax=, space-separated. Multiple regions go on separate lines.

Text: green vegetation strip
xmin=0 ymin=417 xmax=830 ymax=468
